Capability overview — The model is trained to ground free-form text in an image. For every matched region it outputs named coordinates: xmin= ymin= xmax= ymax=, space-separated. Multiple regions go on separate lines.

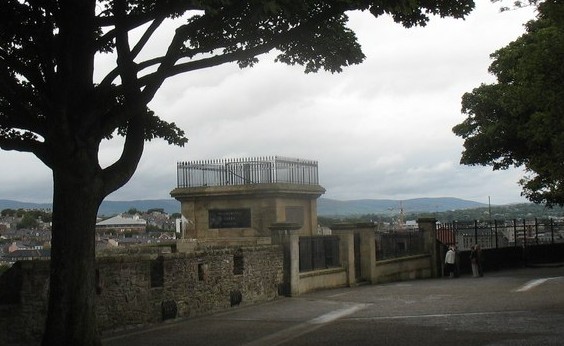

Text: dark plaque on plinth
xmin=208 ymin=208 xmax=251 ymax=228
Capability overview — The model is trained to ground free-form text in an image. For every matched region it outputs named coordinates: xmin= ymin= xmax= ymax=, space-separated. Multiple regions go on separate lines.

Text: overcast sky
xmin=0 ymin=0 xmax=537 ymax=205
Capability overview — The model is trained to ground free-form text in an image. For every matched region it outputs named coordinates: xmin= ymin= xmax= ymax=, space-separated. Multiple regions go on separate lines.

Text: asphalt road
xmin=103 ymin=266 xmax=564 ymax=346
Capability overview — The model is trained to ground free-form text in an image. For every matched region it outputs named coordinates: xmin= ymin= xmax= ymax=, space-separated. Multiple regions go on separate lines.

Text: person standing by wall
xmin=476 ymin=244 xmax=484 ymax=277
xmin=470 ymin=245 xmax=479 ymax=277
xmin=445 ymin=246 xmax=456 ymax=279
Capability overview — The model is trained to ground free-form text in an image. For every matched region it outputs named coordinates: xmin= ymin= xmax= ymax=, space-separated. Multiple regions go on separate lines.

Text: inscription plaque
xmin=208 ymin=208 xmax=251 ymax=229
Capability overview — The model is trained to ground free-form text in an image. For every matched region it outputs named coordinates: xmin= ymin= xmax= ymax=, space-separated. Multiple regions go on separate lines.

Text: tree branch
xmin=131 ymin=16 xmax=166 ymax=59
xmin=0 ymin=50 xmax=47 ymax=93
xmin=94 ymin=0 xmax=202 ymax=52
xmin=0 ymin=65 xmax=46 ymax=136
xmin=100 ymin=0 xmax=147 ymax=196
xmin=142 ymin=43 xmax=275 ymax=94
xmin=0 ymin=135 xmax=50 ymax=166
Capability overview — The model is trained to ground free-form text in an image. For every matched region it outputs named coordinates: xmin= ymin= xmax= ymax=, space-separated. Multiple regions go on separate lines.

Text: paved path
xmin=103 ymin=266 xmax=564 ymax=346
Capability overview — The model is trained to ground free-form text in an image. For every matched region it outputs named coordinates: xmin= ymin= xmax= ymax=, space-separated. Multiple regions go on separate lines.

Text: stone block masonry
xmin=0 ymin=245 xmax=284 ymax=344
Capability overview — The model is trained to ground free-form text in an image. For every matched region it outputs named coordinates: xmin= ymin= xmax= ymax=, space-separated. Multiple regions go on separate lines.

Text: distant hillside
xmin=4 ymin=197 xmax=561 ymax=223
xmin=0 ymin=200 xmax=52 ymax=211
xmin=1 ymin=197 xmax=487 ymax=217
xmin=317 ymin=197 xmax=487 ymax=216
xmin=0 ymin=199 xmax=180 ymax=216
xmin=97 ymin=199 xmax=180 ymax=216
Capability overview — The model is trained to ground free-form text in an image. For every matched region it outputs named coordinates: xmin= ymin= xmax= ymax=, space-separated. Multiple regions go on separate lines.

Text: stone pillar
xmin=417 ymin=218 xmax=438 ymax=278
xmin=179 ymin=198 xmax=196 ymax=239
xmin=331 ymin=222 xmax=376 ymax=284
xmin=269 ymin=222 xmax=301 ymax=296
xmin=356 ymin=223 xmax=377 ymax=284
xmin=289 ymin=233 xmax=300 ymax=296
xmin=331 ymin=223 xmax=356 ymax=285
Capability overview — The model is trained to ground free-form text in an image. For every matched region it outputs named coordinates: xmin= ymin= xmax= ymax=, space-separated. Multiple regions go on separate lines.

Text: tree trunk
xmin=41 ymin=170 xmax=102 ymax=346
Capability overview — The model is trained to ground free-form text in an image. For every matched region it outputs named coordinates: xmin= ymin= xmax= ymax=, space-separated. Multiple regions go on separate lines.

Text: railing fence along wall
xmin=376 ymin=229 xmax=427 ymax=261
xmin=177 ymin=156 xmax=319 ymax=188
xmin=299 ymin=236 xmax=340 ymax=272
xmin=436 ymin=218 xmax=564 ymax=250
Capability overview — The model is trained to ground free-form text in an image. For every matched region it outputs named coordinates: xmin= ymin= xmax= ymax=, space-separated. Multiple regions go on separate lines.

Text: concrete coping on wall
xmin=171 ymin=183 xmax=326 ymax=199
xmin=375 ymin=254 xmax=430 ymax=265
xmin=330 ymin=223 xmax=355 ymax=230
xmin=96 ymin=253 xmax=159 ymax=263
xmin=171 ymin=243 xmax=281 ymax=256
xmin=176 ymin=237 xmax=273 ymax=253
xmin=268 ymin=222 xmax=302 ymax=235
xmin=299 ymin=266 xmax=346 ymax=278
xmin=95 ymin=244 xmax=283 ymax=264
xmin=269 ymin=223 xmax=302 ymax=243
xmin=269 ymin=222 xmax=302 ymax=231
xmin=330 ymin=222 xmax=377 ymax=231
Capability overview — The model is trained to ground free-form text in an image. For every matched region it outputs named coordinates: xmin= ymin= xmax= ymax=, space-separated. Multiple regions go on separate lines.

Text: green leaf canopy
xmin=453 ymin=0 xmax=564 ymax=206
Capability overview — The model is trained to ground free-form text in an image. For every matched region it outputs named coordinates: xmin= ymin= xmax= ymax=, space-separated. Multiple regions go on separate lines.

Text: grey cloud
xmin=0 ymin=1 xmax=535 ymax=206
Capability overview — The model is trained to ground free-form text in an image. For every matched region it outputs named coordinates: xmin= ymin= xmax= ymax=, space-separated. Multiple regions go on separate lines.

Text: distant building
xmin=456 ymin=228 xmax=501 ymax=250
xmin=143 ymin=211 xmax=176 ymax=232
xmin=8 ymin=241 xmax=43 ymax=253
xmin=2 ymin=249 xmax=50 ymax=262
xmin=8 ymin=241 xmax=28 ymax=253
xmin=0 ymin=223 xmax=9 ymax=233
xmin=96 ymin=214 xmax=147 ymax=234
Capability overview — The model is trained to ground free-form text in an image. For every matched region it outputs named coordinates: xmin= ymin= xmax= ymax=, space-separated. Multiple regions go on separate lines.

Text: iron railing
xmin=299 ymin=236 xmax=340 ymax=272
xmin=176 ymin=156 xmax=319 ymax=188
xmin=436 ymin=218 xmax=564 ymax=250
xmin=376 ymin=230 xmax=426 ymax=261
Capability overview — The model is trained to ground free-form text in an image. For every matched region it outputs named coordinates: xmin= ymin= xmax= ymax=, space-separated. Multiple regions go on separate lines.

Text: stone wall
xmin=0 ymin=245 xmax=284 ymax=345
xmin=372 ymin=254 xmax=433 ymax=284
xmin=0 ymin=260 xmax=50 ymax=345
xmin=297 ymin=267 xmax=349 ymax=295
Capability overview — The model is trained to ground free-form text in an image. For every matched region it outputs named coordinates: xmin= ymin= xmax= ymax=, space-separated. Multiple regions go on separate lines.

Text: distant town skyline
xmin=0 ymin=0 xmax=536 ymax=205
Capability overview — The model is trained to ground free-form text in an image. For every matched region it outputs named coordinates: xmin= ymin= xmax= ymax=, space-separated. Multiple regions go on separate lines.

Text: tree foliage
xmin=1 ymin=0 xmax=475 ymax=190
xmin=453 ymin=0 xmax=564 ymax=207
xmin=1 ymin=208 xmax=19 ymax=217
xmin=493 ymin=0 xmax=541 ymax=12
xmin=0 ymin=0 xmax=475 ymax=344
xmin=126 ymin=208 xmax=141 ymax=215
xmin=1 ymin=208 xmax=51 ymax=221
xmin=17 ymin=213 xmax=40 ymax=229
